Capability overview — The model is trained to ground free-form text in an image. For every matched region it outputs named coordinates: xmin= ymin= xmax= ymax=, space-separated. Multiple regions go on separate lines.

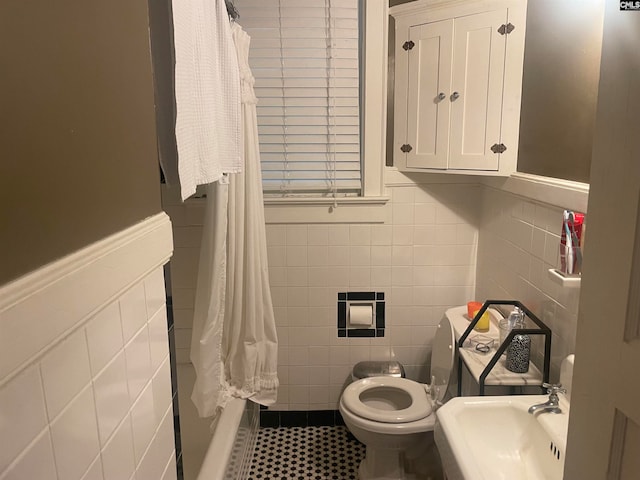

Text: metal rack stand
xmin=457 ymin=300 xmax=551 ymax=396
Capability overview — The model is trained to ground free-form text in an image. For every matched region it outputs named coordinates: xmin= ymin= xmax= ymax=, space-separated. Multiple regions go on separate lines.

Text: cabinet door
xmin=449 ymin=10 xmax=507 ymax=171
xmin=405 ymin=19 xmax=453 ymax=169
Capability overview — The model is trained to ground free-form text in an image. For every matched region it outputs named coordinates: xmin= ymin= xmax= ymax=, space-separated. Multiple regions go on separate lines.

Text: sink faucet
xmin=528 ymin=383 xmax=567 ymax=415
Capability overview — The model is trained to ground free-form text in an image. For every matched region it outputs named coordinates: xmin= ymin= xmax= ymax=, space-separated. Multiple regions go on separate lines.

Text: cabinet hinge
xmin=402 ymin=40 xmax=415 ymax=51
xmin=498 ymin=23 xmax=515 ymax=35
xmin=491 ymin=143 xmax=507 ymax=154
xmin=400 ymin=144 xmax=413 ymax=153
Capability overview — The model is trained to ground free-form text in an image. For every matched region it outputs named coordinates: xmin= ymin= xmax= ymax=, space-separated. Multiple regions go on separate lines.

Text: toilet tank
xmin=352 ymin=361 xmax=405 ymax=381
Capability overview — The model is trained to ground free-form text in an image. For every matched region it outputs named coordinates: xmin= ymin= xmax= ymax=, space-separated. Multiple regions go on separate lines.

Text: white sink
xmin=435 ymin=395 xmax=569 ymax=480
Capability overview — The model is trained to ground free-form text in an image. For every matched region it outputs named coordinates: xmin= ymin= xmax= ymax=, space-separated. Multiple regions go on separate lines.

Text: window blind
xmin=233 ymin=0 xmax=361 ymax=196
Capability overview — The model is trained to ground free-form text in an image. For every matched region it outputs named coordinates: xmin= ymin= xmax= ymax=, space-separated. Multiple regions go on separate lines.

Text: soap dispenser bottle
xmin=498 ymin=307 xmax=524 ymax=346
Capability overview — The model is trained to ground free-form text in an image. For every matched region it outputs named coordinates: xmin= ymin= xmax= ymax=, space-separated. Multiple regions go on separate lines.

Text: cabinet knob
xmin=451 ymin=91 xmax=460 ymax=101
xmin=437 ymin=92 xmax=446 ymax=102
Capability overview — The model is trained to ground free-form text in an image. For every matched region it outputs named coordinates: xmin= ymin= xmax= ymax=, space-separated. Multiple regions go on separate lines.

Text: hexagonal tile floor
xmin=248 ymin=426 xmax=365 ymax=480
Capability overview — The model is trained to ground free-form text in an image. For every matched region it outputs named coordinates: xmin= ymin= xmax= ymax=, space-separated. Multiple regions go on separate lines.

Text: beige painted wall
xmin=0 ymin=0 xmax=162 ymax=285
xmin=517 ymin=0 xmax=604 ymax=183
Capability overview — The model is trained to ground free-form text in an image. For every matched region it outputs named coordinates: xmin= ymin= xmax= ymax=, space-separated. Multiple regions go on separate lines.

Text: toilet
xmin=339 ymin=316 xmax=456 ymax=480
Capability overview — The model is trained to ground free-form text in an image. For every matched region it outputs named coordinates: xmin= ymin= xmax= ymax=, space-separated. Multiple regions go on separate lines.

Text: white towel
xmin=172 ymin=0 xmax=243 ymax=201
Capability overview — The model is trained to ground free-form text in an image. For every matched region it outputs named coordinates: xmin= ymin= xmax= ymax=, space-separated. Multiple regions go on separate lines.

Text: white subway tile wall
xmin=476 ymin=188 xmax=580 ymax=382
xmin=164 ymin=182 xmax=580 ymax=411
xmin=163 ymin=184 xmax=480 ymax=411
xmin=0 ymin=267 xmax=176 ymax=480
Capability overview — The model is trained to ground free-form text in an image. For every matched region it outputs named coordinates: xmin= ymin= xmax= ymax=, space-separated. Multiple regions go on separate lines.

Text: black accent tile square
xmin=376 ymin=301 xmax=385 ymax=329
xmin=168 ymin=327 xmax=178 ymax=395
xmin=338 ymin=329 xmax=346 ymax=338
xmin=176 ymin=453 xmax=184 ymax=480
xmin=347 ymin=328 xmax=375 ymax=338
xmin=173 ymin=414 xmax=182 ymax=456
xmin=347 ymin=291 xmax=376 ymax=301
xmin=172 ymin=393 xmax=180 ymax=418
xmin=165 ymin=301 xmax=174 ymax=329
xmin=308 ymin=410 xmax=335 ymax=426
xmin=376 ymin=292 xmax=385 ymax=300
xmin=260 ymin=411 xmax=280 ymax=428
xmin=338 ymin=301 xmax=347 ymax=328
xmin=338 ymin=292 xmax=347 ymax=300
xmin=376 ymin=328 xmax=385 ymax=337
xmin=280 ymin=411 xmax=308 ymax=427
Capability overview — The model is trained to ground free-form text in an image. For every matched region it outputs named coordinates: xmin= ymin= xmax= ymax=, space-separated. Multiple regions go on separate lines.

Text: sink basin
xmin=435 ymin=395 xmax=569 ymax=480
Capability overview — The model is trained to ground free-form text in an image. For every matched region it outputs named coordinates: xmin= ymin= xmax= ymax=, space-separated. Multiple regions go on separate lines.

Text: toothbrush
xmin=568 ymin=211 xmax=583 ymax=273
xmin=563 ymin=210 xmax=575 ymax=275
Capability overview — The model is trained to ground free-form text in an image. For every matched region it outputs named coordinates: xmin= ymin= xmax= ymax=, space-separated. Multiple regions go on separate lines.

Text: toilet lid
xmin=430 ymin=316 xmax=455 ymax=405
xmin=341 ymin=377 xmax=433 ymax=424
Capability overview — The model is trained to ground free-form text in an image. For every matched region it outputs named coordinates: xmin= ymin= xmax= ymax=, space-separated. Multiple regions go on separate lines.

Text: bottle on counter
xmin=506 ymin=333 xmax=531 ymax=373
xmin=498 ymin=307 xmax=531 ymax=373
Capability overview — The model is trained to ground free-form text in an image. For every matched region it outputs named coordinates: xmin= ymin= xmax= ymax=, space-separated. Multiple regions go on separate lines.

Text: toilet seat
xmin=430 ymin=315 xmax=456 ymax=406
xmin=340 ymin=315 xmax=455 ymax=426
xmin=339 ymin=396 xmax=436 ymax=435
xmin=341 ymin=376 xmax=433 ymax=423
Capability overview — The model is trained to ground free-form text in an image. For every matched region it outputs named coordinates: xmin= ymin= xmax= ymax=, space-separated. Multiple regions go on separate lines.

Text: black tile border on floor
xmin=260 ymin=410 xmax=345 ymax=428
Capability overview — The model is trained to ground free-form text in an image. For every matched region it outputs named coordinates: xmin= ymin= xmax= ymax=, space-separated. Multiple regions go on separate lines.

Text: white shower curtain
xmin=190 ymin=21 xmax=279 ymax=419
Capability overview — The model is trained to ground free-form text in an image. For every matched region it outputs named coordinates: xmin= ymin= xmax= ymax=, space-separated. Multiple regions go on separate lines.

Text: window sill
xmin=263 ymin=196 xmax=390 ymax=224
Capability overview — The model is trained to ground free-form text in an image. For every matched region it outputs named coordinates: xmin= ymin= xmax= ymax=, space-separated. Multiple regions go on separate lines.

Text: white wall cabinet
xmin=392 ymin=0 xmax=527 ymax=175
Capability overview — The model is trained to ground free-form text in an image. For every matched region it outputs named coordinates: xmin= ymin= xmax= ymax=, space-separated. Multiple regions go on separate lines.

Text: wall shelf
xmin=452 ymin=300 xmax=551 ymax=395
xmin=547 ymin=268 xmax=581 ymax=287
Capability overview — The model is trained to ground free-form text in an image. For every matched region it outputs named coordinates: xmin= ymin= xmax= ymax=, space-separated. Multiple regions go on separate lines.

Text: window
xmin=234 ymin=0 xmax=362 ymax=197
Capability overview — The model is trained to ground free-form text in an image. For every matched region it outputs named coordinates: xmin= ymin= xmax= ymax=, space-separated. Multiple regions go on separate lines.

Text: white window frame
xmin=263 ymin=0 xmax=389 ymax=224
